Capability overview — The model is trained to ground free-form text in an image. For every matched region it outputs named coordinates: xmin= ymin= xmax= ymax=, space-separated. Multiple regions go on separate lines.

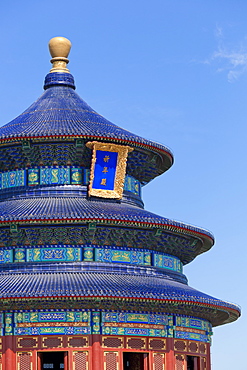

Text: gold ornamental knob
xmin=48 ymin=36 xmax=72 ymax=73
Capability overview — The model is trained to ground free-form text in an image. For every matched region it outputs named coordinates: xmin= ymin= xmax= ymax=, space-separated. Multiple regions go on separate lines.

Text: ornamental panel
xmin=174 ymin=340 xmax=187 ymax=352
xmin=200 ymin=356 xmax=207 ymax=369
xmin=149 ymin=338 xmax=166 ymax=351
xmin=17 ymin=352 xmax=32 ymax=370
xmin=153 ymin=353 xmax=165 ymax=370
xmin=175 ymin=354 xmax=184 ymax=370
xmin=42 ymin=336 xmax=63 ymax=348
xmin=188 ymin=341 xmax=199 ymax=353
xmin=199 ymin=343 xmax=207 ymax=354
xmin=104 ymin=352 xmax=118 ymax=370
xmin=17 ymin=337 xmax=38 ymax=349
xmin=68 ymin=336 xmax=88 ymax=348
xmin=127 ymin=337 xmax=146 ymax=350
xmin=102 ymin=337 xmax=123 ymax=348
xmin=73 ymin=351 xmax=88 ymax=370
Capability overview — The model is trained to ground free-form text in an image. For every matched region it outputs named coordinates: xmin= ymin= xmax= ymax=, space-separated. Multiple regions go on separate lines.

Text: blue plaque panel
xmin=71 ymin=168 xmax=82 ymax=184
xmin=0 ymin=249 xmax=13 ymax=263
xmin=40 ymin=167 xmax=70 ymax=185
xmin=28 ymin=168 xmax=40 ymax=186
xmin=92 ymin=150 xmax=118 ymax=191
xmin=0 ymin=169 xmax=26 ymax=189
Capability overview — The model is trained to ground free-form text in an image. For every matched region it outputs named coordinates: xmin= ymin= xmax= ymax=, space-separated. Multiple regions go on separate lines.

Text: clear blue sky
xmin=1 ymin=1 xmax=246 ymax=368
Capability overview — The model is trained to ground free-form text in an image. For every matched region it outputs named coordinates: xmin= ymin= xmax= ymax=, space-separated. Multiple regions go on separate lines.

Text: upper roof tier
xmin=0 ymin=37 xmax=173 ymax=184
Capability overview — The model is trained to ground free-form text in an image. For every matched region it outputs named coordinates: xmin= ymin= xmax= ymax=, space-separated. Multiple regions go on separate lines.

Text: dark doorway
xmin=40 ymin=352 xmax=65 ymax=370
xmin=187 ymin=355 xmax=199 ymax=370
xmin=123 ymin=352 xmax=147 ymax=370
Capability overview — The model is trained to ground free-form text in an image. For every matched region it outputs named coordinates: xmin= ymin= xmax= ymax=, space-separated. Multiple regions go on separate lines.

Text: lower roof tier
xmin=0 ymin=196 xmax=214 ymax=264
xmin=0 ymin=269 xmax=240 ymax=327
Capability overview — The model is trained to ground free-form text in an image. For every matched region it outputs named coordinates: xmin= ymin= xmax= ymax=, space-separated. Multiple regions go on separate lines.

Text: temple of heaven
xmin=0 ymin=37 xmax=240 ymax=370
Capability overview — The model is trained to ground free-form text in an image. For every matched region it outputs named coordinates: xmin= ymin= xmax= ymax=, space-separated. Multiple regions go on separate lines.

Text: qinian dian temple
xmin=0 ymin=37 xmax=240 ymax=370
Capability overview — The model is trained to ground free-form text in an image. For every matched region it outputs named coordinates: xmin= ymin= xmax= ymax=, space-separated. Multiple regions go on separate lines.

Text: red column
xmin=144 ymin=353 xmax=149 ymax=370
xmin=92 ymin=334 xmax=102 ymax=370
xmin=3 ymin=336 xmax=15 ymax=370
xmin=166 ymin=339 xmax=175 ymax=370
xmin=64 ymin=351 xmax=68 ymax=370
xmin=206 ymin=344 xmax=211 ymax=370
xmin=37 ymin=352 xmax=42 ymax=370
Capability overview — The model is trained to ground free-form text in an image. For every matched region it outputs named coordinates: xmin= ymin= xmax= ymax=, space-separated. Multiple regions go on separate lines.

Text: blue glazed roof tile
xmin=0 ymin=271 xmax=240 ymax=326
xmin=0 ymin=196 xmax=214 ymax=252
xmin=0 ymin=74 xmax=173 ymax=168
xmin=0 ymin=40 xmax=240 ymax=329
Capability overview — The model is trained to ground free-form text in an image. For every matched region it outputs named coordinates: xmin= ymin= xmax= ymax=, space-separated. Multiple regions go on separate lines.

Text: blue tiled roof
xmin=0 ymin=271 xmax=240 ymax=326
xmin=0 ymin=73 xmax=173 ymax=168
xmin=0 ymin=196 xmax=214 ymax=252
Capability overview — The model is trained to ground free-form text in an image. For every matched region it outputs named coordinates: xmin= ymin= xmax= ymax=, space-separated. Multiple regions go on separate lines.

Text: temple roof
xmin=0 ymin=37 xmax=240 ymax=328
xmin=0 ymin=196 xmax=214 ymax=264
xmin=0 ymin=65 xmax=173 ymax=183
xmin=0 ymin=78 xmax=173 ymax=162
xmin=0 ymin=270 xmax=240 ymax=326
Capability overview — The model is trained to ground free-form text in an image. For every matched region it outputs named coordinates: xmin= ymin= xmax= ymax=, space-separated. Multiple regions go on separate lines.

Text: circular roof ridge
xmin=0 ymin=80 xmax=173 ymax=162
xmin=0 ymin=196 xmax=214 ymax=263
xmin=0 ymin=271 xmax=240 ymax=326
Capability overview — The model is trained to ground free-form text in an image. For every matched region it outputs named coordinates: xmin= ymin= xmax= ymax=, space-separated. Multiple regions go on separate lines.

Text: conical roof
xmin=0 ymin=73 xmax=173 ymax=160
xmin=0 ymin=37 xmax=240 ymax=329
xmin=0 ymin=66 xmax=173 ymax=184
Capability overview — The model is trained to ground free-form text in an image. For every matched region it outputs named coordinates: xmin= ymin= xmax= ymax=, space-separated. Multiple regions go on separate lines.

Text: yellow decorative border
xmin=104 ymin=351 xmax=119 ymax=370
xmin=17 ymin=337 xmax=38 ymax=349
xmin=86 ymin=141 xmax=133 ymax=199
xmin=174 ymin=340 xmax=187 ymax=352
xmin=17 ymin=352 xmax=32 ymax=370
xmin=199 ymin=343 xmax=207 ymax=355
xmin=201 ymin=356 xmax=207 ymax=367
xmin=148 ymin=338 xmax=166 ymax=350
xmin=42 ymin=336 xmax=63 ymax=348
xmin=68 ymin=336 xmax=89 ymax=348
xmin=188 ymin=341 xmax=199 ymax=353
xmin=126 ymin=337 xmax=146 ymax=350
xmin=73 ymin=351 xmax=89 ymax=370
xmin=102 ymin=336 xmax=124 ymax=348
xmin=153 ymin=353 xmax=165 ymax=369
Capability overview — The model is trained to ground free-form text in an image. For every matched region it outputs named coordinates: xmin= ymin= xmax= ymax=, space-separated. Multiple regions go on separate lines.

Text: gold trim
xmin=73 ymin=351 xmax=89 ymax=370
xmin=148 ymin=338 xmax=166 ymax=350
xmin=102 ymin=336 xmax=124 ymax=348
xmin=17 ymin=337 xmax=38 ymax=349
xmin=86 ymin=141 xmax=133 ymax=199
xmin=153 ymin=353 xmax=165 ymax=370
xmin=68 ymin=336 xmax=89 ymax=348
xmin=48 ymin=37 xmax=71 ymax=73
xmin=126 ymin=337 xmax=146 ymax=350
xmin=188 ymin=341 xmax=199 ymax=353
xmin=199 ymin=343 xmax=207 ymax=355
xmin=17 ymin=352 xmax=32 ymax=370
xmin=42 ymin=336 xmax=63 ymax=348
xmin=174 ymin=339 xmax=187 ymax=352
xmin=104 ymin=351 xmax=119 ymax=370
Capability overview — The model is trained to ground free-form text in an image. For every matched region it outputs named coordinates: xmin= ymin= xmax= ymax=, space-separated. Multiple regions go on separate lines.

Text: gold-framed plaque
xmin=86 ymin=141 xmax=133 ymax=199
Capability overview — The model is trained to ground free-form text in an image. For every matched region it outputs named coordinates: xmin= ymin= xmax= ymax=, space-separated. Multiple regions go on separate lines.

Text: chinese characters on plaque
xmin=86 ymin=142 xmax=133 ymax=199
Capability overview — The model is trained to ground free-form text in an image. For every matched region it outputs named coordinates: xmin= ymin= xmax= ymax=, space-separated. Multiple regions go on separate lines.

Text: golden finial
xmin=48 ymin=37 xmax=71 ymax=73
